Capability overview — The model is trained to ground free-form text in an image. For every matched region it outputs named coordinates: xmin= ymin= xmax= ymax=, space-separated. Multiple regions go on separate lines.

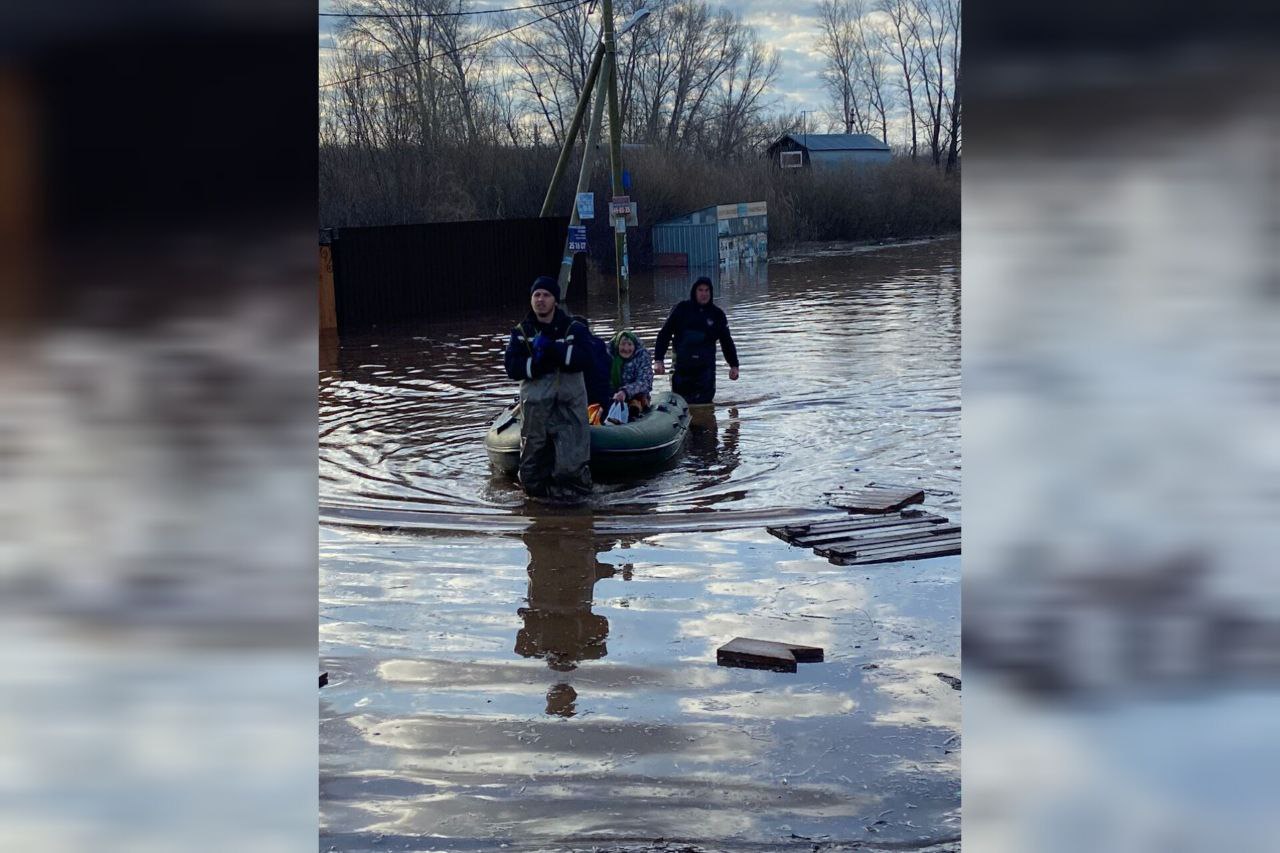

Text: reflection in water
xmin=320 ymin=240 xmax=961 ymax=849
xmin=684 ymin=405 xmax=742 ymax=496
xmin=515 ymin=515 xmax=614 ymax=716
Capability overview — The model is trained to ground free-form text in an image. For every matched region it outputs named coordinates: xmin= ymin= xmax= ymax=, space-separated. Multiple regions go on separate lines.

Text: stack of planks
xmin=768 ymin=509 xmax=960 ymax=566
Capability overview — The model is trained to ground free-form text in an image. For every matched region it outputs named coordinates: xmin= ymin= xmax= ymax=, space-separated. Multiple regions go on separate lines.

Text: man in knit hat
xmin=503 ymin=275 xmax=592 ymax=499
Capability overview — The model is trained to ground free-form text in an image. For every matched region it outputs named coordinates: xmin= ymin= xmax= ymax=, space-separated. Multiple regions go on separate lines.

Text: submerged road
xmin=320 ymin=238 xmax=961 ymax=851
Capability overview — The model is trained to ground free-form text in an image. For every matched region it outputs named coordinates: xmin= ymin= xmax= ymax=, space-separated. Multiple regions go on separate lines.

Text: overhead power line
xmin=320 ymin=0 xmax=591 ymax=89
xmin=319 ymin=0 xmax=582 ymax=19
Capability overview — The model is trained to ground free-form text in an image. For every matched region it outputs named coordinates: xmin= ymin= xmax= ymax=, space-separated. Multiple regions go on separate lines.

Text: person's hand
xmin=612 ymin=390 xmax=626 ymax=402
xmin=654 ymin=361 xmax=665 ymax=375
xmin=531 ymin=344 xmax=553 ymax=373
xmin=729 ymin=366 xmax=739 ymax=381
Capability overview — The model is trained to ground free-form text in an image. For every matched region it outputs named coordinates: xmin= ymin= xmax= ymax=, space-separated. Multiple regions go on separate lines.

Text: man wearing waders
xmin=653 ymin=275 xmax=739 ymax=404
xmin=504 ymin=276 xmax=592 ymax=499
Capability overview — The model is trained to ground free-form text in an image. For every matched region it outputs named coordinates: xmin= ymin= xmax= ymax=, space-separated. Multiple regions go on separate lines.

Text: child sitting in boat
xmin=608 ymin=330 xmax=654 ymax=421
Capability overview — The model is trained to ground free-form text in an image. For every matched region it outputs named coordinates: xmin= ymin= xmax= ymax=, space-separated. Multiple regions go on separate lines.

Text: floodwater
xmin=320 ymin=237 xmax=961 ymax=852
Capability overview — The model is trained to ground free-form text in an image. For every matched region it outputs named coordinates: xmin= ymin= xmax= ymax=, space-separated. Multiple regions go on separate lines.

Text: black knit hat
xmin=531 ymin=275 xmax=560 ymax=302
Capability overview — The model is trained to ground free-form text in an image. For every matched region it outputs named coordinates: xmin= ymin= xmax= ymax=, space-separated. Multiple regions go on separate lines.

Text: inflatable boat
xmin=484 ymin=390 xmax=691 ymax=475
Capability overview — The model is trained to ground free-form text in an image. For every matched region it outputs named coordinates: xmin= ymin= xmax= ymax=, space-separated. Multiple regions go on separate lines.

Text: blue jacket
xmin=504 ymin=307 xmax=590 ymax=381
xmin=579 ymin=331 xmax=613 ymax=407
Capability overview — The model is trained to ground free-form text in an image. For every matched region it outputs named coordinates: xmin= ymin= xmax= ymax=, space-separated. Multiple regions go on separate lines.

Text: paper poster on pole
xmin=575 ymin=192 xmax=594 ymax=220
xmin=614 ymin=216 xmax=627 ymax=233
xmin=567 ymin=225 xmax=587 ymax=251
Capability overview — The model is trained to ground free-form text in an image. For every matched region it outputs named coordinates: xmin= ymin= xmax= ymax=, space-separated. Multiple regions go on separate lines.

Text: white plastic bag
xmin=606 ymin=400 xmax=629 ymax=425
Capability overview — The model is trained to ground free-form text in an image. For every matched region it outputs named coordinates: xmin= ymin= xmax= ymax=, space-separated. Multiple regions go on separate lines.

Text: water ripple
xmin=320 ymin=239 xmax=960 ymax=526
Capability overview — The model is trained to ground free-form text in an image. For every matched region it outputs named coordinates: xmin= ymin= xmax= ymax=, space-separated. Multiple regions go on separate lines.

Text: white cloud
xmin=318 ymin=1 xmax=855 ymax=122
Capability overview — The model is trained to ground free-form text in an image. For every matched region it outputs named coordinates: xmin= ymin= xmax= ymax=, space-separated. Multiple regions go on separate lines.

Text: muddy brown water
xmin=320 ymin=237 xmax=960 ymax=852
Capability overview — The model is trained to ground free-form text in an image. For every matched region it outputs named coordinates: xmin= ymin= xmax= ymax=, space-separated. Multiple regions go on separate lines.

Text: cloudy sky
xmin=319 ymin=1 xmax=836 ymax=118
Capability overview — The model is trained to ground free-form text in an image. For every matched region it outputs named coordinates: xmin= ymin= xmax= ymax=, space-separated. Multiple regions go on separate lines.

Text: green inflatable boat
xmin=484 ymin=390 xmax=691 ymax=475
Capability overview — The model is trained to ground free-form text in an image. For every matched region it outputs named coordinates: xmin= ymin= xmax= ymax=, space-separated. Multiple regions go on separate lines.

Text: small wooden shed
xmin=766 ymin=133 xmax=891 ymax=169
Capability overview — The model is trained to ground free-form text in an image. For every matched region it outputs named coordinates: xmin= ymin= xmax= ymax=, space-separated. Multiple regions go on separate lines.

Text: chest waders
xmin=516 ymin=330 xmax=592 ymax=498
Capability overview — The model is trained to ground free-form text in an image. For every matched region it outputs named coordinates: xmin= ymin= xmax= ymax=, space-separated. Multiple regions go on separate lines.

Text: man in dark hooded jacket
xmin=504 ymin=276 xmax=592 ymax=499
xmin=653 ymin=275 xmax=739 ymax=404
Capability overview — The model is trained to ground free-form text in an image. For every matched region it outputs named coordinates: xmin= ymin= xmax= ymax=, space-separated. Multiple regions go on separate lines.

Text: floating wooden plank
xmin=766 ymin=504 xmax=959 ymax=567
xmin=936 ymin=672 xmax=962 ymax=691
xmin=824 ymin=483 xmax=925 ymax=514
xmin=769 ymin=512 xmax=947 ymax=542
xmin=795 ymin=521 xmax=943 ymax=548
xmin=830 ymin=537 xmax=961 ymax=566
xmin=819 ymin=524 xmax=962 ymax=556
xmin=808 ymin=510 xmax=945 ymax=531
xmin=816 ymin=532 xmax=952 ymax=558
xmin=769 ymin=516 xmax=891 ymax=538
xmin=832 ymin=544 xmax=960 ymax=567
xmin=849 ymin=530 xmax=962 ymax=556
xmin=797 ymin=516 xmax=944 ymax=538
xmin=847 ymin=533 xmax=961 ymax=557
xmin=716 ymin=637 xmax=825 ymax=673
xmin=806 ymin=525 xmax=949 ymax=553
xmin=775 ymin=508 xmax=924 ymax=534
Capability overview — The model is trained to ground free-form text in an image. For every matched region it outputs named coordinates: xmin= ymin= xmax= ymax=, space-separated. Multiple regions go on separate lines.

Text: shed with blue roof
xmin=766 ymin=133 xmax=891 ymax=169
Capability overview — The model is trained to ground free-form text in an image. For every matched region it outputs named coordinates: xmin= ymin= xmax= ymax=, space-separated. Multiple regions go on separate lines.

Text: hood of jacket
xmin=689 ymin=277 xmax=715 ymax=302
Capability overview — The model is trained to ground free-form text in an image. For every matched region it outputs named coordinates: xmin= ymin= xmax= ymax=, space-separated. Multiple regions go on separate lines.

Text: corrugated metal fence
xmin=325 ymin=217 xmax=584 ymax=330
xmin=651 ymin=222 xmax=718 ymax=267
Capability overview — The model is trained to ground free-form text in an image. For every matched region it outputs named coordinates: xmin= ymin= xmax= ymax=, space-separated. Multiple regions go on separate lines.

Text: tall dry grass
xmin=319 ymin=144 xmax=959 ymax=266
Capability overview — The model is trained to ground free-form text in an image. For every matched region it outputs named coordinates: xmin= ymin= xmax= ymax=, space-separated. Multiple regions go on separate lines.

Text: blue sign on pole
xmin=622 ymin=169 xmax=631 ymax=192
xmin=568 ymin=225 xmax=588 ymax=252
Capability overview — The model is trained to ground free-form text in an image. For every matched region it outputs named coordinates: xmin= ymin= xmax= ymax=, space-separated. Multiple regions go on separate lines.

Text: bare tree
xmin=491 ymin=73 xmax=532 ymax=146
xmin=334 ymin=0 xmax=441 ymax=148
xmin=816 ymin=0 xmax=867 ymax=134
xmin=630 ymin=4 xmax=680 ymax=143
xmin=628 ymin=0 xmax=755 ymax=151
xmin=499 ymin=2 xmax=598 ymax=146
xmin=857 ymin=8 xmax=893 ymax=143
xmin=324 ymin=0 xmax=504 ymax=148
xmin=613 ymin=0 xmax=651 ymax=133
xmin=816 ymin=0 xmax=897 ymax=144
xmin=942 ymin=0 xmax=961 ymax=171
xmin=878 ymin=0 xmax=921 ymax=159
xmin=664 ymin=3 xmax=736 ymax=145
xmin=709 ymin=29 xmax=780 ymax=158
xmin=433 ymin=0 xmax=498 ymax=145
xmin=908 ymin=0 xmax=953 ymax=167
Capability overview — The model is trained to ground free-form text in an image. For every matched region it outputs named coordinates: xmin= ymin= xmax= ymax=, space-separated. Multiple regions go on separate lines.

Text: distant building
xmin=652 ymin=202 xmax=768 ymax=269
xmin=766 ymin=133 xmax=891 ymax=169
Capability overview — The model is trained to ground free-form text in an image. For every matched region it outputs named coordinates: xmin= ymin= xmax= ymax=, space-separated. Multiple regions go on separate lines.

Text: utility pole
xmin=555 ymin=53 xmax=611 ymax=301
xmin=601 ymin=0 xmax=630 ymax=330
xmin=539 ymin=41 xmax=607 ymax=218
